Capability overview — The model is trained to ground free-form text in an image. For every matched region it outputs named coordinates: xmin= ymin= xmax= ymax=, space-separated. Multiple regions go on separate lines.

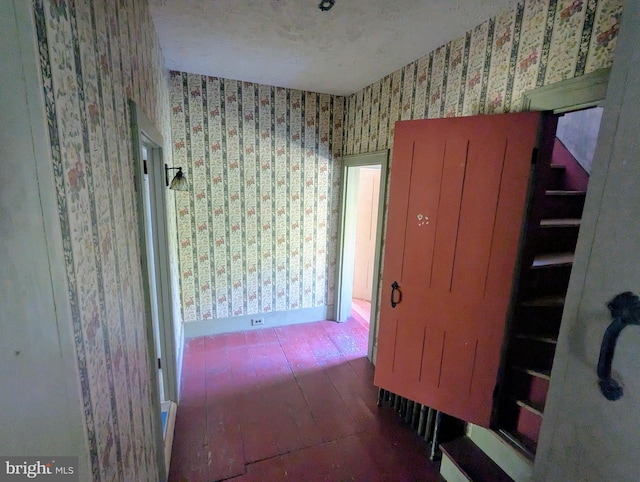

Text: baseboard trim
xmin=184 ymin=305 xmax=334 ymax=338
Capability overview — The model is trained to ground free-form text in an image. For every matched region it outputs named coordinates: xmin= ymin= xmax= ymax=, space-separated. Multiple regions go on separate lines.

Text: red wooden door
xmin=374 ymin=112 xmax=543 ymax=426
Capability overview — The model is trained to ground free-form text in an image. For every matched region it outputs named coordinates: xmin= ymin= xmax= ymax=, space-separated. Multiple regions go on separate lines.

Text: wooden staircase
xmin=439 ymin=138 xmax=589 ymax=481
xmin=494 ymin=138 xmax=589 ymax=459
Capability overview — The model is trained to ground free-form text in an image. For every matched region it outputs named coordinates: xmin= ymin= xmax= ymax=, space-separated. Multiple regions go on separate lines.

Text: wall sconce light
xmin=165 ymin=164 xmax=188 ymax=191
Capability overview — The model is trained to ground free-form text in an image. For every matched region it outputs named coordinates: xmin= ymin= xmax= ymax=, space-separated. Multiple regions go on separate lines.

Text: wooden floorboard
xmin=169 ymin=317 xmax=441 ymax=481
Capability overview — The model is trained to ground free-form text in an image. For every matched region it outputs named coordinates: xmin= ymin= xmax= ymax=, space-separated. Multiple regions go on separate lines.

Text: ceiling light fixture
xmin=165 ymin=164 xmax=189 ymax=191
xmin=318 ymin=0 xmax=335 ymax=12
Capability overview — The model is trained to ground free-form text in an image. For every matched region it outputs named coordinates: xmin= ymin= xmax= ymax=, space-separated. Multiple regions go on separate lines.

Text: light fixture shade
xmin=169 ymin=168 xmax=189 ymax=191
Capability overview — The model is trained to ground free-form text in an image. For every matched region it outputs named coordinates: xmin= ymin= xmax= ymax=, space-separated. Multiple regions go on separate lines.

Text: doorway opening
xmin=494 ymin=105 xmax=603 ymax=457
xmin=351 ymin=165 xmax=381 ymax=327
xmin=142 ymin=145 xmax=165 ymax=400
xmin=336 ymin=150 xmax=388 ymax=362
xmin=130 ymin=101 xmax=179 ymax=477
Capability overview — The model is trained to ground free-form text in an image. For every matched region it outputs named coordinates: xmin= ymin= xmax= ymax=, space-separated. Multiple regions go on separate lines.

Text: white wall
xmin=535 ymin=2 xmax=640 ymax=480
xmin=353 ymin=166 xmax=381 ymax=301
xmin=556 ymin=107 xmax=603 ymax=174
xmin=0 ymin=1 xmax=88 ymax=477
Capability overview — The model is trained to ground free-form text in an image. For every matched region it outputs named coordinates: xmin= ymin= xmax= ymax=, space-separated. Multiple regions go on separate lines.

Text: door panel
xmin=374 ymin=112 xmax=543 ymax=426
xmin=402 ymin=138 xmax=445 ymax=288
xmin=451 ymin=137 xmax=506 ymax=294
xmin=428 ymin=139 xmax=468 ymax=291
xmin=392 ymin=319 xmax=425 ymax=383
xmin=439 ymin=333 xmax=477 ymax=396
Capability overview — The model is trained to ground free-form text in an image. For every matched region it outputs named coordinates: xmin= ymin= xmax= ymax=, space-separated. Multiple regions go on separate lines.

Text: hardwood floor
xmin=351 ymin=298 xmax=371 ymax=325
xmin=168 ymin=316 xmax=441 ymax=481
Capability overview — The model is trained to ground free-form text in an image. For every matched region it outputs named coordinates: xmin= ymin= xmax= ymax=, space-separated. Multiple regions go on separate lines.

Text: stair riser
xmin=507 ymin=372 xmax=549 ymax=405
xmin=524 ymin=265 xmax=572 ymax=298
xmin=550 ymin=138 xmax=590 ymax=192
xmin=533 ymin=227 xmax=580 ymax=253
xmin=509 ymin=339 xmax=557 ymax=371
xmin=516 ymin=408 xmax=542 ymax=448
xmin=541 ymin=195 xmax=585 ymax=218
xmin=512 ymin=306 xmax=563 ymax=339
xmin=546 ymin=169 xmax=569 ymax=191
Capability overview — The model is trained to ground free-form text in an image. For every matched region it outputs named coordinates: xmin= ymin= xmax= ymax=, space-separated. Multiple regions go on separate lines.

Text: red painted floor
xmin=351 ymin=298 xmax=371 ymax=325
xmin=168 ymin=316 xmax=441 ymax=481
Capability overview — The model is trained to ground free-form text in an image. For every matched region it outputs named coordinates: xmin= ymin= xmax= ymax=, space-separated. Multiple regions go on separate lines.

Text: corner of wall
xmin=0 ymin=0 xmax=89 ymax=476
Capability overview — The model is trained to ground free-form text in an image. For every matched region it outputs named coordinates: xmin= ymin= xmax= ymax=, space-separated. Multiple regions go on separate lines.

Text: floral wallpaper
xmin=344 ymin=0 xmax=623 ymax=155
xmin=27 ymin=0 xmax=623 ymax=477
xmin=33 ymin=0 xmax=170 ymax=480
xmin=170 ymin=73 xmax=345 ymax=322
xmin=170 ymin=0 xmax=621 ymax=325
xmin=341 ymin=0 xmax=622 ymax=332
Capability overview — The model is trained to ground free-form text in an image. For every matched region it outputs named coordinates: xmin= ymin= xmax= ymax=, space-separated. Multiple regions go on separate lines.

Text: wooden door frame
xmin=522 ymin=68 xmax=610 ymax=113
xmin=335 ymin=150 xmax=389 ymax=362
xmin=130 ymin=101 xmax=179 ymax=403
xmin=130 ymin=101 xmax=178 ymax=479
xmin=487 ymin=67 xmax=611 ymax=458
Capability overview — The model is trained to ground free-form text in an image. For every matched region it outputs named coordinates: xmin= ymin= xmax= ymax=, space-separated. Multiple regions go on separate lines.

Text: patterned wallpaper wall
xmin=344 ymin=0 xmax=623 ymax=155
xmin=170 ymin=0 xmax=621 ymax=325
xmin=33 ymin=0 xmax=170 ymax=480
xmin=170 ymin=73 xmax=344 ymax=322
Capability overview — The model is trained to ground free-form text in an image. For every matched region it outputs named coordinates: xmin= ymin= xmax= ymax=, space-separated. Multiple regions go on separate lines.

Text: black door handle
xmin=597 ymin=292 xmax=640 ymax=401
xmin=391 ymin=281 xmax=401 ymax=308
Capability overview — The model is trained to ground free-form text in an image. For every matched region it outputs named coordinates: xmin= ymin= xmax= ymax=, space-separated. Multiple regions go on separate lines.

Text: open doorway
xmin=494 ymin=105 xmax=604 ymax=457
xmin=130 ymin=101 xmax=179 ymax=476
xmin=142 ymin=145 xmax=165 ymax=399
xmin=351 ymin=165 xmax=381 ymax=326
xmin=336 ymin=150 xmax=388 ymax=362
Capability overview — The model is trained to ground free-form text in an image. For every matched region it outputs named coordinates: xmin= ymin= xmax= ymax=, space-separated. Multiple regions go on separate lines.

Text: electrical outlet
xmin=251 ymin=318 xmax=264 ymax=326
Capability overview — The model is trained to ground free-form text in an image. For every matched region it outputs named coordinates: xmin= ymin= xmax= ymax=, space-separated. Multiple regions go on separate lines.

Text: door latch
xmin=390 ymin=281 xmax=401 ymax=308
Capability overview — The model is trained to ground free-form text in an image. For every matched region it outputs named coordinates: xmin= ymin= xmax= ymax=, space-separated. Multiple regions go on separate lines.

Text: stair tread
xmin=440 ymin=436 xmax=514 ymax=482
xmin=519 ymin=295 xmax=565 ymax=307
xmin=515 ymin=398 xmax=545 ymax=416
xmin=550 ymin=163 xmax=566 ymax=170
xmin=515 ymin=333 xmax=558 ymax=344
xmin=512 ymin=365 xmax=552 ymax=380
xmin=531 ymin=252 xmax=574 ymax=268
xmin=540 ymin=218 xmax=581 ymax=228
xmin=545 ymin=190 xmax=587 ymax=196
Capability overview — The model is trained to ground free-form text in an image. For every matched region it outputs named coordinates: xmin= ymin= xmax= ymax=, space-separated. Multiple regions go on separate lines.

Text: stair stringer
xmin=440 ymin=454 xmax=472 ymax=482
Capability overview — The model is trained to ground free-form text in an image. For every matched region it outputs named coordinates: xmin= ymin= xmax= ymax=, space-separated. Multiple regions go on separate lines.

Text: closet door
xmin=374 ymin=112 xmax=543 ymax=426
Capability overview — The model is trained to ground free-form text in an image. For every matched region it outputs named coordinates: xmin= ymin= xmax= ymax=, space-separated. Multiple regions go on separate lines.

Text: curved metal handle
xmin=390 ymin=281 xmax=401 ymax=308
xmin=597 ymin=292 xmax=640 ymax=401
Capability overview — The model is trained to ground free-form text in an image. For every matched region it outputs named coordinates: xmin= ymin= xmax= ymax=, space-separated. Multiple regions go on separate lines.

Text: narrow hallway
xmin=169 ymin=317 xmax=441 ymax=481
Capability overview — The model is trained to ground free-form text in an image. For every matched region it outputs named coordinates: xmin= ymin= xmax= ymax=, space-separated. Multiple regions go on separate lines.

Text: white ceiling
xmin=149 ymin=0 xmax=517 ymax=96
